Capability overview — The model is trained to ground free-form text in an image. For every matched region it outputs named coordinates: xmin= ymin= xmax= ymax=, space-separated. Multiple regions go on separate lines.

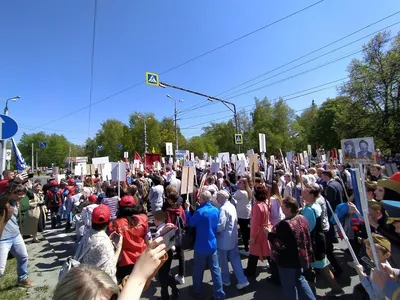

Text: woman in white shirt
xmin=233 ymin=177 xmax=252 ymax=256
xmin=269 ymin=182 xmax=285 ymax=226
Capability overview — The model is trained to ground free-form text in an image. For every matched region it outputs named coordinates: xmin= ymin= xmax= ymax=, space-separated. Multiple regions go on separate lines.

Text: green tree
xmin=250 ymin=98 xmax=295 ymax=154
xmin=129 ymin=112 xmax=161 ymax=154
xmin=18 ymin=132 xmax=71 ymax=167
xmin=341 ymin=31 xmax=400 ymax=152
xmin=95 ymin=119 xmax=130 ymax=161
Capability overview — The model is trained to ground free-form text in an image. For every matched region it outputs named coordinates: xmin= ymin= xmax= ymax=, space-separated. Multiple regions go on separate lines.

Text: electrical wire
xmin=29 ymin=1 xmax=324 ymax=131
xmin=87 ymin=0 xmax=98 ymax=137
xmin=179 ymin=77 xmax=345 ymax=121
xmin=216 ymin=10 xmax=400 ymax=97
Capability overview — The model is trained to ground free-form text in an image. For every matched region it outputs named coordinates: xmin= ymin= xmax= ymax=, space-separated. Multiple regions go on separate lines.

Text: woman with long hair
xmin=245 ymin=184 xmax=271 ymax=277
xmin=109 ymin=196 xmax=148 ymax=283
xmin=233 ymin=177 xmax=252 ymax=256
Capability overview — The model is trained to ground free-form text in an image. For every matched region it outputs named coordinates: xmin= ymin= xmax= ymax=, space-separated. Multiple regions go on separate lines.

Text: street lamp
xmin=3 ymin=96 xmax=20 ymax=115
xmin=137 ymin=115 xmax=152 ymax=154
xmin=166 ymin=94 xmax=184 ymax=151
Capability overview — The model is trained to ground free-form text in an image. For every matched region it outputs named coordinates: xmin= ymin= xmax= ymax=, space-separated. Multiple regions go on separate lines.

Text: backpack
xmin=47 ymin=189 xmax=61 ymax=206
xmin=174 ymin=215 xmax=185 ymax=248
xmin=310 ymin=208 xmax=326 ymax=261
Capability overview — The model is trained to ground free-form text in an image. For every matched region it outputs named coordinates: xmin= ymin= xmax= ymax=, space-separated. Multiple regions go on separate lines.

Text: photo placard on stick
xmin=249 ymin=154 xmax=259 ymax=173
xmin=237 ymin=153 xmax=246 ymax=161
xmin=341 ymin=137 xmax=376 ymax=165
xmin=235 ymin=160 xmax=246 ymax=177
xmin=111 ymin=162 xmax=126 ymax=182
xmin=92 ymin=156 xmax=109 ymax=165
xmin=218 ymin=152 xmax=230 ymax=164
xmin=211 ymin=162 xmax=220 ymax=174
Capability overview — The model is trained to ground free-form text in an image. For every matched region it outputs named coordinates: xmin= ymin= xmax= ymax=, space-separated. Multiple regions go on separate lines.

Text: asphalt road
xmin=33 ymin=215 xmax=360 ymax=300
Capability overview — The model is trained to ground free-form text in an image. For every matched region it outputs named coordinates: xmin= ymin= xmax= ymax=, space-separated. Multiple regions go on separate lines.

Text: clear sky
xmin=1 ymin=0 xmax=400 ymax=145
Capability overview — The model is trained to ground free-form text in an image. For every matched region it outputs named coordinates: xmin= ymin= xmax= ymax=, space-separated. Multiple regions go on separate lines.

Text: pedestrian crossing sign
xmin=235 ymin=134 xmax=243 ymax=145
xmin=145 ymin=72 xmax=160 ymax=86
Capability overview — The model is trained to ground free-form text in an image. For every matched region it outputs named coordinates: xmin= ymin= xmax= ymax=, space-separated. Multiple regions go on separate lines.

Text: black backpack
xmin=174 ymin=215 xmax=185 ymax=248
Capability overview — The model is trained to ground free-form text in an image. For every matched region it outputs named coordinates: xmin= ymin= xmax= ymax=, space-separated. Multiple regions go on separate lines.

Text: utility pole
xmin=31 ymin=143 xmax=34 ymax=171
xmin=144 ymin=119 xmax=148 ymax=154
xmin=166 ymin=95 xmax=184 ymax=151
xmin=138 ymin=115 xmax=150 ymax=155
xmin=36 ymin=149 xmax=38 ymax=170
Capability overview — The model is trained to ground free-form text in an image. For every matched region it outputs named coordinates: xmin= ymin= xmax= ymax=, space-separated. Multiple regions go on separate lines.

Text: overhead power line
xmin=216 ymin=10 xmax=400 ymax=98
xmin=29 ymin=1 xmax=324 ymax=131
xmin=179 ymin=77 xmax=346 ymax=121
xmin=177 ymin=13 xmax=400 ymax=117
xmin=88 ymin=0 xmax=98 ymax=137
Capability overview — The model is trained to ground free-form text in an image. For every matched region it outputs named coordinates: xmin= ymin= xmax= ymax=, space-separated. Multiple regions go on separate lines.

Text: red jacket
xmin=109 ymin=214 xmax=148 ymax=266
xmin=165 ymin=205 xmax=186 ymax=226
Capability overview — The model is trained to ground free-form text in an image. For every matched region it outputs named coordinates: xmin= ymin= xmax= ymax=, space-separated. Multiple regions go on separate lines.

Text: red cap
xmin=92 ymin=204 xmax=110 ymax=224
xmin=120 ymin=195 xmax=136 ymax=207
xmin=51 ymin=180 xmax=58 ymax=187
xmin=88 ymin=195 xmax=98 ymax=204
xmin=67 ymin=179 xmax=75 ymax=185
xmin=391 ymin=172 xmax=400 ymax=184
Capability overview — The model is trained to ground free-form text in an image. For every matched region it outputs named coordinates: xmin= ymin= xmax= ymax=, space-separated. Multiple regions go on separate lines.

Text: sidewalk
xmin=24 ymin=228 xmax=76 ymax=300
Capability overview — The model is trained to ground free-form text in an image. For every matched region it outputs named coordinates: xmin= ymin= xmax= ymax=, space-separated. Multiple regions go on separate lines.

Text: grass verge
xmin=0 ymin=258 xmax=27 ymax=300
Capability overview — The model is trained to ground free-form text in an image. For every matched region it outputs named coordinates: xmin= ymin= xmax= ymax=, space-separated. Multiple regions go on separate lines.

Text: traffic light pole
xmin=159 ymin=81 xmax=240 ymax=152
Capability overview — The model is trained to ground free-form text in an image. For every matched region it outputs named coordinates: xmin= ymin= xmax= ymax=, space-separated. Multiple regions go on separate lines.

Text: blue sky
xmin=1 ymin=0 xmax=400 ymax=145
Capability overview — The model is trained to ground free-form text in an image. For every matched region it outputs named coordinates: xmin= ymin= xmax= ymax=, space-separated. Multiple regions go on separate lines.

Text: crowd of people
xmin=1 ymin=160 xmax=400 ymax=300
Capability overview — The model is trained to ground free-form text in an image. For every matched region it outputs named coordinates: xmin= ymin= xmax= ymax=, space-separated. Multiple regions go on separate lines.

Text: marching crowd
xmin=1 ymin=161 xmax=400 ymax=300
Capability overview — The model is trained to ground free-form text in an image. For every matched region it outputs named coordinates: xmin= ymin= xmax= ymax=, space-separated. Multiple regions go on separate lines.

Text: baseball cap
xmin=88 ymin=195 xmax=98 ymax=204
xmin=120 ymin=195 xmax=136 ymax=207
xmin=92 ymin=204 xmax=110 ymax=224
xmin=51 ymin=180 xmax=58 ymax=187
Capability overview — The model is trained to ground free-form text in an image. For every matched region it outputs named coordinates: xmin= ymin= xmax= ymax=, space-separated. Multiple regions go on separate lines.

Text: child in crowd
xmin=153 ymin=210 xmax=180 ymax=300
xmin=351 ymin=233 xmax=392 ymax=300
xmin=165 ymin=191 xmax=186 ymax=284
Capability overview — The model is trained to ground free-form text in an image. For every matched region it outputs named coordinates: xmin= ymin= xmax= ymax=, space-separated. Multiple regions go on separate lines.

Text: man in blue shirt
xmin=184 ymin=190 xmax=225 ymax=300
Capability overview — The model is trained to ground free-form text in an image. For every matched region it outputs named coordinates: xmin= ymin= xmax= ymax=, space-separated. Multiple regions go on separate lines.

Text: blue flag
xmin=11 ymin=138 xmax=27 ymax=172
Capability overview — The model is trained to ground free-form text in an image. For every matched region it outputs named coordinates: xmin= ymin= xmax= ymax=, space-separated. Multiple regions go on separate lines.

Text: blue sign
xmin=145 ymin=72 xmax=160 ymax=86
xmin=97 ymin=145 xmax=103 ymax=151
xmin=0 ymin=114 xmax=18 ymax=140
xmin=39 ymin=142 xmax=47 ymax=149
xmin=175 ymin=149 xmax=188 ymax=160
xmin=118 ymin=144 xmax=123 ymax=150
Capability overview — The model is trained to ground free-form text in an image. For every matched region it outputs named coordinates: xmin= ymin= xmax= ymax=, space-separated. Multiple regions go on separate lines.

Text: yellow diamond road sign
xmin=235 ymin=134 xmax=243 ymax=145
xmin=145 ymin=72 xmax=159 ymax=86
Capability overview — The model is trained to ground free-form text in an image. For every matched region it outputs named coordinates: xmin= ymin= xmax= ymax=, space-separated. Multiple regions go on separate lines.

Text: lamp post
xmin=0 ymin=96 xmax=20 ymax=175
xmin=166 ymin=94 xmax=184 ymax=151
xmin=137 ymin=115 xmax=151 ymax=154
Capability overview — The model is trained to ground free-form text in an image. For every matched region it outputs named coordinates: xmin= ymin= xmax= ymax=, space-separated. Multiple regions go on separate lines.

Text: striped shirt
xmin=101 ymin=196 xmax=119 ymax=221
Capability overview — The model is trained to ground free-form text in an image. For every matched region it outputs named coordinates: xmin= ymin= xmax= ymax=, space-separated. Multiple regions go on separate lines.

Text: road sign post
xmin=145 ymin=72 xmax=160 ymax=86
xmin=0 ymin=114 xmax=19 ymax=174
xmin=234 ymin=134 xmax=243 ymax=145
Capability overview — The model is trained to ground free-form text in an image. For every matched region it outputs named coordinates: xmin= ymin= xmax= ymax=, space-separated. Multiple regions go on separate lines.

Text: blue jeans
xmin=218 ymin=247 xmax=248 ymax=285
xmin=0 ymin=234 xmax=29 ymax=282
xmin=193 ymin=250 xmax=225 ymax=299
xmin=278 ymin=267 xmax=315 ymax=300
